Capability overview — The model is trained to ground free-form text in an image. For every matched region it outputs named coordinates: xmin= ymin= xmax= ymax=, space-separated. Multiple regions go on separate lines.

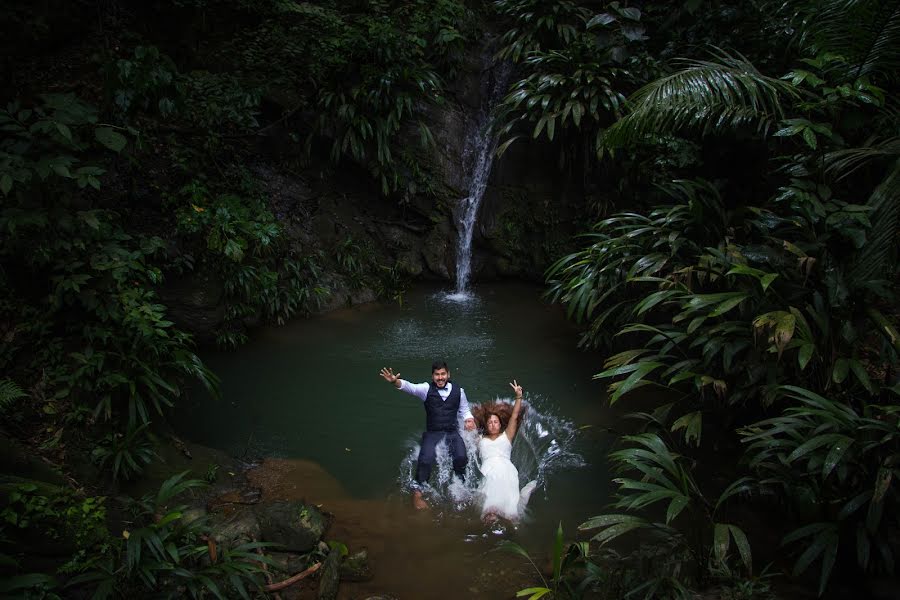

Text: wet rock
xmin=209 ymin=510 xmax=260 ymax=550
xmin=316 ymin=547 xmax=342 ymax=600
xmin=420 ymin=101 xmax=470 ymax=195
xmin=206 ymin=486 xmax=262 ymax=512
xmin=0 ymin=434 xmax=68 ymax=487
xmin=156 ymin=268 xmax=225 ymax=340
xmin=396 ymin=250 xmax=424 ymax=277
xmin=421 ymin=219 xmax=454 ymax=279
xmin=255 ymin=501 xmax=329 ymax=553
xmin=181 ymin=506 xmax=206 ymax=527
xmin=268 ymin=551 xmax=309 ymax=577
xmin=339 ymin=548 xmax=373 ymax=582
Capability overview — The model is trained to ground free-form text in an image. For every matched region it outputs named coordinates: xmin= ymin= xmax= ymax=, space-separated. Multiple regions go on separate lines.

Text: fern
xmin=0 ymin=379 xmax=27 ymax=413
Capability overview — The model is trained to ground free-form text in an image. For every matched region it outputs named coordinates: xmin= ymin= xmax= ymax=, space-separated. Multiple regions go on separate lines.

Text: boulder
xmin=255 ymin=501 xmax=328 ymax=553
xmin=209 ymin=509 xmax=260 ymax=550
xmin=181 ymin=506 xmax=206 ymax=528
xmin=206 ymin=486 xmax=262 ymax=513
xmin=0 ymin=435 xmax=68 ymax=487
xmin=267 ymin=551 xmax=309 ymax=577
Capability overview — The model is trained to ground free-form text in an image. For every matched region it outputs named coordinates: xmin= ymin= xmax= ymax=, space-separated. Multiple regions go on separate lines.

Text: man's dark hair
xmin=431 ymin=360 xmax=449 ymax=372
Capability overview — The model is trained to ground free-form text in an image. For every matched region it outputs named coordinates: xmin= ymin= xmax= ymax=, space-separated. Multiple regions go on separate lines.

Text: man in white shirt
xmin=380 ymin=360 xmax=476 ymax=509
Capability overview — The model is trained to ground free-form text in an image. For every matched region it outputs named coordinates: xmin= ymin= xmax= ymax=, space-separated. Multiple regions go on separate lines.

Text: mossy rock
xmin=339 ymin=548 xmax=372 ymax=582
xmin=254 ymin=501 xmax=328 ymax=553
xmin=209 ymin=509 xmax=261 ymax=551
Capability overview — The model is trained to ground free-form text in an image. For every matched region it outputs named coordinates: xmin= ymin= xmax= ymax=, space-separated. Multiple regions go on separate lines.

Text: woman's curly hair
xmin=471 ymin=401 xmax=527 ymax=432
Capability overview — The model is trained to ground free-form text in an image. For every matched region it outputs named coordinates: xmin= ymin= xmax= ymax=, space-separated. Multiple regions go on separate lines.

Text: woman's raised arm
xmin=506 ymin=379 xmax=523 ymax=441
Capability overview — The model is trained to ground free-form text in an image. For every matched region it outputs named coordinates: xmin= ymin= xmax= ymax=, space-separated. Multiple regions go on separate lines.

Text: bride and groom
xmin=379 ymin=361 xmax=537 ymax=522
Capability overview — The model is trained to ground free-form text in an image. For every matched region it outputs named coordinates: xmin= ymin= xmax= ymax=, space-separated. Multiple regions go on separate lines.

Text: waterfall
xmin=452 ymin=63 xmax=510 ymax=298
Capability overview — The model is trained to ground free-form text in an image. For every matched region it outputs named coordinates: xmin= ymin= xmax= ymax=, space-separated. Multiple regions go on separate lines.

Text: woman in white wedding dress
xmin=472 ymin=380 xmax=537 ymax=523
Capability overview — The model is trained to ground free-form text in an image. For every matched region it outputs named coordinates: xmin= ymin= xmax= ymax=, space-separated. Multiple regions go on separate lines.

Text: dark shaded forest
xmin=1 ymin=0 xmax=898 ymax=598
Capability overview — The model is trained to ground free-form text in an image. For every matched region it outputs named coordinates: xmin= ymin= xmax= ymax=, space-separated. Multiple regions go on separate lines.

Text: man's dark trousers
xmin=416 ymin=430 xmax=467 ymax=484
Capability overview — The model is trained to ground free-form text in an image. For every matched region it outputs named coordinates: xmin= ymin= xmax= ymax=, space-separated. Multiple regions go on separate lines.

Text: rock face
xmin=155 ymin=268 xmax=226 ymax=341
xmin=156 ymin=31 xmax=588 ymax=340
xmin=0 ymin=434 xmax=69 ymax=487
xmin=254 ymin=501 xmax=329 ymax=553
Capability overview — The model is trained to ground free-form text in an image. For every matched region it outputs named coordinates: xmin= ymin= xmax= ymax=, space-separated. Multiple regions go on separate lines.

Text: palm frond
xmin=600 ymin=50 xmax=796 ymax=150
xmin=802 ymin=0 xmax=900 ymax=83
xmin=824 ymin=136 xmax=900 ymax=180
xmin=848 ymin=158 xmax=900 ymax=285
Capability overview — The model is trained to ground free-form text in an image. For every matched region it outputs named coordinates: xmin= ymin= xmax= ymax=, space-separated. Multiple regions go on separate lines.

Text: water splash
xmin=454 ymin=63 xmax=511 ymax=294
xmin=398 ymin=395 xmax=585 ymax=521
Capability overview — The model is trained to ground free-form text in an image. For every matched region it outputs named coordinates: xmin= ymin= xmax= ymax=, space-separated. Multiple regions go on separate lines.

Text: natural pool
xmin=176 ymin=282 xmax=616 ymax=598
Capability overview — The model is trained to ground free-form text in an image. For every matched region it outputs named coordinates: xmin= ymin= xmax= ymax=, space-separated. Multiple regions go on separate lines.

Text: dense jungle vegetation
xmin=1 ymin=0 xmax=898 ymax=598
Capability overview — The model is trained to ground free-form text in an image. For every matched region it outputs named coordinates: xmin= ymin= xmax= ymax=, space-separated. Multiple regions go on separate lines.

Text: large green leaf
xmin=821 ymin=437 xmax=854 ymax=479
xmin=729 ymin=525 xmax=753 ymax=574
xmin=605 ymin=361 xmax=666 ymax=404
xmin=671 ymin=410 xmax=702 ymax=446
xmin=552 ymin=522 xmax=564 ymax=582
xmin=713 ymin=522 xmax=730 ymax=564
xmin=787 ymin=433 xmax=852 ymax=464
xmin=753 ymin=311 xmax=796 ymax=357
xmin=516 ymin=588 xmax=552 ymax=600
xmin=95 ymin=127 xmax=127 ymax=152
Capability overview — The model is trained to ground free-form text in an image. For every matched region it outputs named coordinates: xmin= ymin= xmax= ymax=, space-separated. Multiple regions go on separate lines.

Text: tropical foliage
xmin=494 ymin=0 xmax=653 ymax=162
xmin=1 ymin=473 xmax=275 ymax=599
xmin=536 ymin=0 xmax=899 ymax=596
xmin=1 ymin=0 xmax=897 ymax=598
xmin=0 ymin=0 xmax=477 ymax=587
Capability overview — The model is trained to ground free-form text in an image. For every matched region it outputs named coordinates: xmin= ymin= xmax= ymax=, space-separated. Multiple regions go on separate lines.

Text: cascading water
xmin=451 ymin=63 xmax=511 ymax=299
xmin=397 ymin=395 xmax=585 ymax=525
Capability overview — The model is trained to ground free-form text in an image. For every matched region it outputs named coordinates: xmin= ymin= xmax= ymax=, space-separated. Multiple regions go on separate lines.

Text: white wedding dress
xmin=477 ymin=433 xmax=537 ymax=522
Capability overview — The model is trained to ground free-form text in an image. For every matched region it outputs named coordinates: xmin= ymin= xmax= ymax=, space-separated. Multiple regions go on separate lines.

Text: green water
xmin=177 ymin=282 xmax=615 ymax=536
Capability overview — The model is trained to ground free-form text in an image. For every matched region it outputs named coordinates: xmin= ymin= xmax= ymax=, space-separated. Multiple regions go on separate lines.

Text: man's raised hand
xmin=380 ymin=367 xmax=400 ymax=384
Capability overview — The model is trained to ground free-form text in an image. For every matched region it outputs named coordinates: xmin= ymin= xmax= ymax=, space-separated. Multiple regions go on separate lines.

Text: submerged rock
xmin=339 ymin=548 xmax=373 ymax=582
xmin=255 ymin=501 xmax=329 ymax=552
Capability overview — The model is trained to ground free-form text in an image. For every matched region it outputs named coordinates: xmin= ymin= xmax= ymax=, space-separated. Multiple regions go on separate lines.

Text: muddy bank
xmin=238 ymin=457 xmax=536 ymax=600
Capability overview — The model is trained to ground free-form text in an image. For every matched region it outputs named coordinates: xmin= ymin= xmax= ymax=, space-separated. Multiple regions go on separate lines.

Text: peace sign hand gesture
xmin=509 ymin=379 xmax=523 ymax=399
